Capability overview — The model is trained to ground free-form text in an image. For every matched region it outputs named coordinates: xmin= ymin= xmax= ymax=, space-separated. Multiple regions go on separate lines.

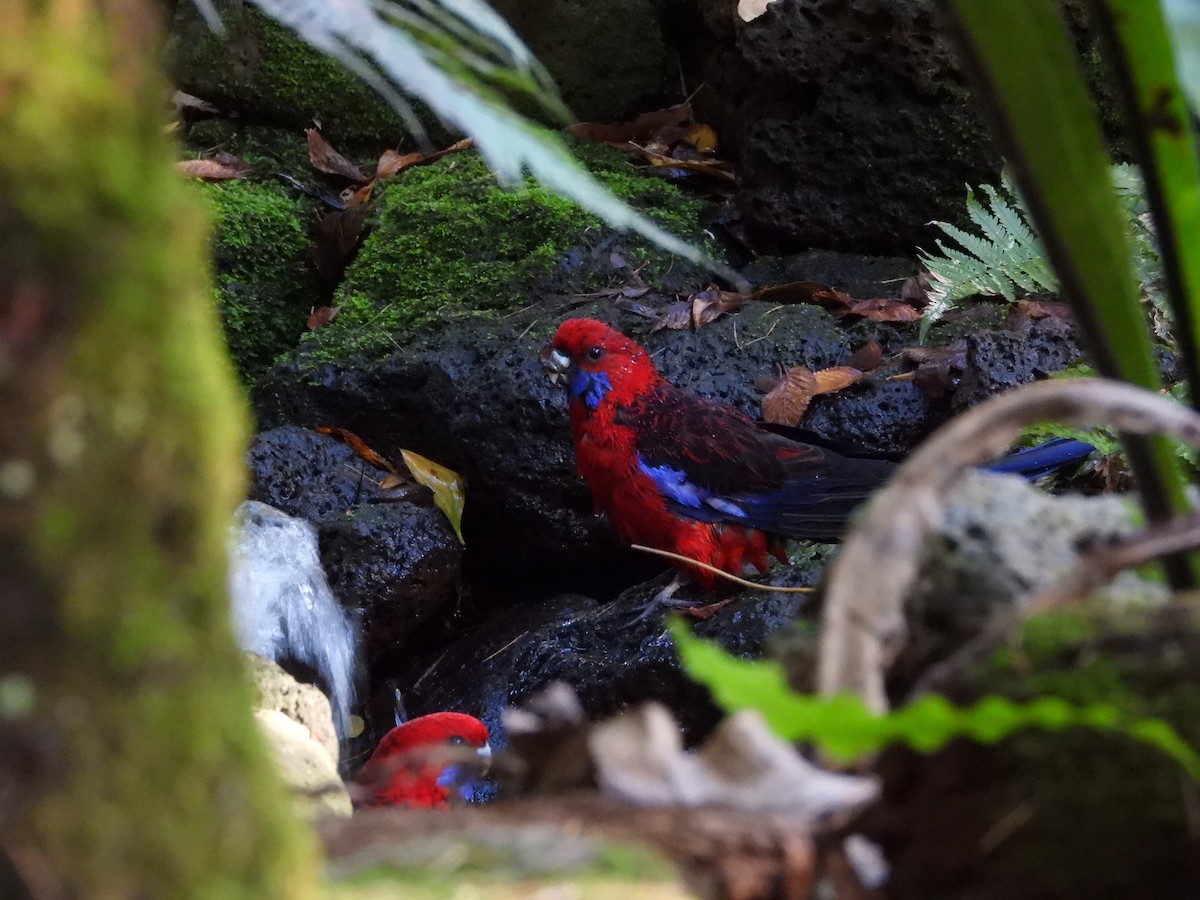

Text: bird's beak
xmin=539 ymin=342 xmax=571 ymax=387
xmin=476 ymin=742 xmax=492 ymax=775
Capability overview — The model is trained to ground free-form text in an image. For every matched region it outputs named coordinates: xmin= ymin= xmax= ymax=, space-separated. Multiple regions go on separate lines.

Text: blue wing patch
xmin=570 ymin=369 xmax=613 ymax=410
xmin=638 ymin=455 xmax=747 ymax=519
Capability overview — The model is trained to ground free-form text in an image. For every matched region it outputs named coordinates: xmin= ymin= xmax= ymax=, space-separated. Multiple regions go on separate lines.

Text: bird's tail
xmin=985 ymin=437 xmax=1095 ymax=479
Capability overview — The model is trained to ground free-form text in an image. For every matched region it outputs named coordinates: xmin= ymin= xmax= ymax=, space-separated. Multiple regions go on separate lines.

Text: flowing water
xmin=228 ymin=501 xmax=357 ymax=736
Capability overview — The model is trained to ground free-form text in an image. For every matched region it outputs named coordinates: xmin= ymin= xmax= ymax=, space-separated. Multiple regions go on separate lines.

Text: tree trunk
xmin=0 ymin=1 xmax=317 ymax=895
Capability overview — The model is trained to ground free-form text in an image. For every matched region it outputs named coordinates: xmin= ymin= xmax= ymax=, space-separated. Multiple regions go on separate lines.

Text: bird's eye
xmin=447 ymin=735 xmax=465 ymax=746
xmin=587 ymin=346 xmax=603 ymax=360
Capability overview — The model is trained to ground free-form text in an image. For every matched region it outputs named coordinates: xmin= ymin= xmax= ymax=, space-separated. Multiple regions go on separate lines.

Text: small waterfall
xmin=228 ymin=501 xmax=357 ymax=736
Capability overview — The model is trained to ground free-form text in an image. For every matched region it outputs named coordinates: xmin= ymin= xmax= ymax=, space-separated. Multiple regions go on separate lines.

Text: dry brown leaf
xmin=653 ymin=300 xmax=695 ymax=332
xmin=377 ymin=472 xmax=407 ymax=491
xmin=839 ymin=296 xmax=921 ymax=322
xmin=762 ymin=365 xmax=817 ymax=426
xmin=813 ymin=366 xmax=866 ymax=395
xmin=751 ymin=280 xmax=833 ymax=305
xmin=691 ymin=289 xmax=749 ymax=329
xmin=306 ymin=128 xmax=367 ymax=182
xmin=315 ymin=426 xmax=399 ymax=475
xmin=566 ymin=103 xmax=693 ymax=147
xmin=312 ymin=203 xmax=371 ymax=283
xmin=846 ymin=340 xmax=883 ymax=372
xmin=176 ymin=156 xmax=251 ymax=180
xmin=375 ymin=138 xmax=474 ymax=180
xmin=901 ymin=340 xmax=967 ymax=399
xmin=306 ymin=306 xmax=340 ymax=330
xmin=900 ymin=273 xmax=932 ymax=303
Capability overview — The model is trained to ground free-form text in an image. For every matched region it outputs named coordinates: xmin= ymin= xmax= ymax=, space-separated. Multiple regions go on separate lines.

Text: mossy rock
xmin=197 ymin=177 xmax=322 ymax=381
xmin=300 ymin=142 xmax=715 ymax=362
xmin=166 ymin=0 xmax=409 ymax=146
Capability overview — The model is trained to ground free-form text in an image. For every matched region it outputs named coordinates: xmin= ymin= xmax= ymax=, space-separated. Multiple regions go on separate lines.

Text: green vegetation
xmin=198 ymin=178 xmax=321 ymax=380
xmin=302 ymin=142 xmax=712 ymax=360
xmin=670 ymin=618 xmax=1200 ymax=778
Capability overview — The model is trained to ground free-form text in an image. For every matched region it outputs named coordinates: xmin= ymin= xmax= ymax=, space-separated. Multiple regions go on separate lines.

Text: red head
xmin=353 ymin=712 xmax=491 ymax=808
xmin=542 ymin=318 xmax=660 ymax=411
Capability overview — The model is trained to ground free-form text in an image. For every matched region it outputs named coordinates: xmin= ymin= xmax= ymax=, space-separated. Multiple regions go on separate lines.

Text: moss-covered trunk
xmin=0 ymin=1 xmax=316 ymax=895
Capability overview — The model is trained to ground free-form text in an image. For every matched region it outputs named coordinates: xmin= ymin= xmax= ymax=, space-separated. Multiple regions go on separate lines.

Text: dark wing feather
xmin=621 ymin=384 xmax=894 ymax=539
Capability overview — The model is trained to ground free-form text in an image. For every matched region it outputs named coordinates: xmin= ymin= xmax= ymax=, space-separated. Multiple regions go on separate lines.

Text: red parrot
xmin=352 ymin=712 xmax=491 ymax=809
xmin=540 ymin=318 xmax=895 ymax=598
xmin=540 ymin=317 xmax=1091 ymax=602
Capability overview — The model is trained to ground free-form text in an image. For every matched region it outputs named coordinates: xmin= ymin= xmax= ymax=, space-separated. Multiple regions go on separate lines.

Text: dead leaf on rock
xmin=566 ymin=103 xmax=693 ymax=147
xmin=306 ymin=306 xmax=340 ymax=330
xmin=897 ymin=339 xmax=968 ymax=399
xmin=306 ymin=128 xmax=367 ymax=182
xmin=846 ymin=340 xmax=883 ymax=372
xmin=762 ymin=365 xmax=818 ymax=426
xmin=900 ymin=273 xmax=932 ymax=304
xmin=374 ymin=138 xmax=473 ymax=180
xmin=738 ymin=0 xmax=781 ymax=22
xmin=840 ymin=296 xmax=921 ymax=322
xmin=176 ymin=155 xmax=251 ymax=180
xmin=652 ymin=300 xmax=694 ymax=332
xmin=401 ymin=449 xmax=466 ymax=544
xmin=691 ymin=288 xmax=749 ymax=329
xmin=316 ymin=426 xmax=399 ymax=475
xmin=312 ymin=202 xmax=371 ymax=284
xmin=813 ymin=366 xmax=867 ymax=394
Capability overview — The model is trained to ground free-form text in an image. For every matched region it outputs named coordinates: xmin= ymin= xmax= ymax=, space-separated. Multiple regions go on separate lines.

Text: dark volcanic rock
xmin=253 ymin=299 xmax=943 ymax=596
xmin=320 ymin=503 xmax=462 ymax=666
xmin=391 ymin=555 xmax=824 ymax=755
xmin=690 ymin=0 xmax=1003 ymax=254
xmin=248 ymin=426 xmax=384 ymax=522
xmin=951 ymin=318 xmax=1083 ymax=410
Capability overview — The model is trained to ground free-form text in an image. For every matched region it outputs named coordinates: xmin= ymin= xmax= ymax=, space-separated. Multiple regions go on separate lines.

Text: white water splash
xmin=228 ymin=501 xmax=357 ymax=736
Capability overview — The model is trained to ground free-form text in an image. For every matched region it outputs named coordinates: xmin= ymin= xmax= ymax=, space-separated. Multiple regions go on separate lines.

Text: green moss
xmin=303 ymin=142 xmax=712 ymax=361
xmin=197 ymin=178 xmax=321 ymax=380
xmin=166 ymin=0 xmax=407 ymax=145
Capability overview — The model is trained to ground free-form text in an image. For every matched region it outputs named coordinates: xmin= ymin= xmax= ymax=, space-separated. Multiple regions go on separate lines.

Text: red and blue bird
xmin=542 ymin=317 xmax=1090 ymax=603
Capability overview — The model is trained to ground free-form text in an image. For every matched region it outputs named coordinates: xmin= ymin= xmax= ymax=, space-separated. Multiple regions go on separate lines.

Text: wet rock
xmin=248 ymin=426 xmax=385 ymax=528
xmin=489 ymin=0 xmax=676 ymax=122
xmin=391 ymin=553 xmax=826 ymax=755
xmin=165 ymin=0 xmax=406 ymax=144
xmin=950 ymin=318 xmax=1083 ymax=410
xmin=254 ymin=299 xmax=940 ymax=595
xmin=320 ymin=502 xmax=463 ymax=673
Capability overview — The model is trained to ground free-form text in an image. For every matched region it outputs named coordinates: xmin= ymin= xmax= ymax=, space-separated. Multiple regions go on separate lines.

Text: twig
xmin=630 ymin=544 xmax=813 ymax=593
xmin=482 ymin=631 xmax=529 ymax=663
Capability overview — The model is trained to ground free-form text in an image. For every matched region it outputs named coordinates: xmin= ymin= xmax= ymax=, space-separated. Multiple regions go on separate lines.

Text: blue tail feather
xmin=986 ymin=437 xmax=1095 ymax=479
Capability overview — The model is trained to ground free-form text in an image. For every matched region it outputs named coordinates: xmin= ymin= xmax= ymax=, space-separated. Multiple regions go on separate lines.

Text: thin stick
xmin=630 ymin=544 xmax=814 ymax=593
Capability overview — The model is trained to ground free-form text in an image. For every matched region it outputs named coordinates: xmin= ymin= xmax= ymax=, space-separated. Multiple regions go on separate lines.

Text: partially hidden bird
xmin=352 ymin=712 xmax=491 ymax=809
xmin=541 ymin=317 xmax=1092 ymax=604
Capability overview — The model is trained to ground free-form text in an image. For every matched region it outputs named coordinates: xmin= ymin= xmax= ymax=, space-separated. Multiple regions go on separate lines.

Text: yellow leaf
xmin=401 ymin=449 xmax=466 ymax=544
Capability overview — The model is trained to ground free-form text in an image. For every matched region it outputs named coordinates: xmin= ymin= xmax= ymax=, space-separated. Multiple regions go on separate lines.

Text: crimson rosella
xmin=352 ymin=712 xmax=491 ymax=808
xmin=541 ymin=317 xmax=1091 ymax=604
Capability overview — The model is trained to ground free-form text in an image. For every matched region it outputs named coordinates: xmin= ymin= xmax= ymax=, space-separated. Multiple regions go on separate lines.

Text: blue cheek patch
xmin=570 ymin=369 xmax=613 ymax=410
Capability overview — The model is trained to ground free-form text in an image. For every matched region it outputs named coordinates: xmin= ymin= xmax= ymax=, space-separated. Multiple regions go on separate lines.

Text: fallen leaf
xmin=762 ymin=365 xmax=817 ymax=426
xmin=691 ymin=289 xmax=749 ymax=329
xmin=751 ymin=280 xmax=834 ymax=305
xmin=839 ymin=296 xmax=921 ymax=322
xmin=375 ymin=149 xmax=424 ymax=179
xmin=176 ymin=156 xmax=251 ymax=180
xmin=899 ymin=340 xmax=967 ymax=399
xmin=374 ymin=138 xmax=474 ymax=180
xmin=312 ymin=202 xmax=371 ymax=284
xmin=566 ymin=103 xmax=693 ymax=147
xmin=652 ymin=300 xmax=693 ymax=332
xmin=1012 ymin=299 xmax=1072 ymax=320
xmin=845 ymin=340 xmax=883 ymax=372
xmin=900 ymin=273 xmax=932 ymax=304
xmin=813 ymin=366 xmax=866 ymax=394
xmin=682 ymin=123 xmax=719 ymax=154
xmin=377 ymin=472 xmax=407 ymax=490
xmin=306 ymin=306 xmax=340 ymax=330
xmin=401 ymin=449 xmax=466 ymax=543
xmin=306 ymin=128 xmax=367 ymax=182
xmin=316 ymin=426 xmax=399 ymax=475
xmin=738 ymin=0 xmax=781 ymax=22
